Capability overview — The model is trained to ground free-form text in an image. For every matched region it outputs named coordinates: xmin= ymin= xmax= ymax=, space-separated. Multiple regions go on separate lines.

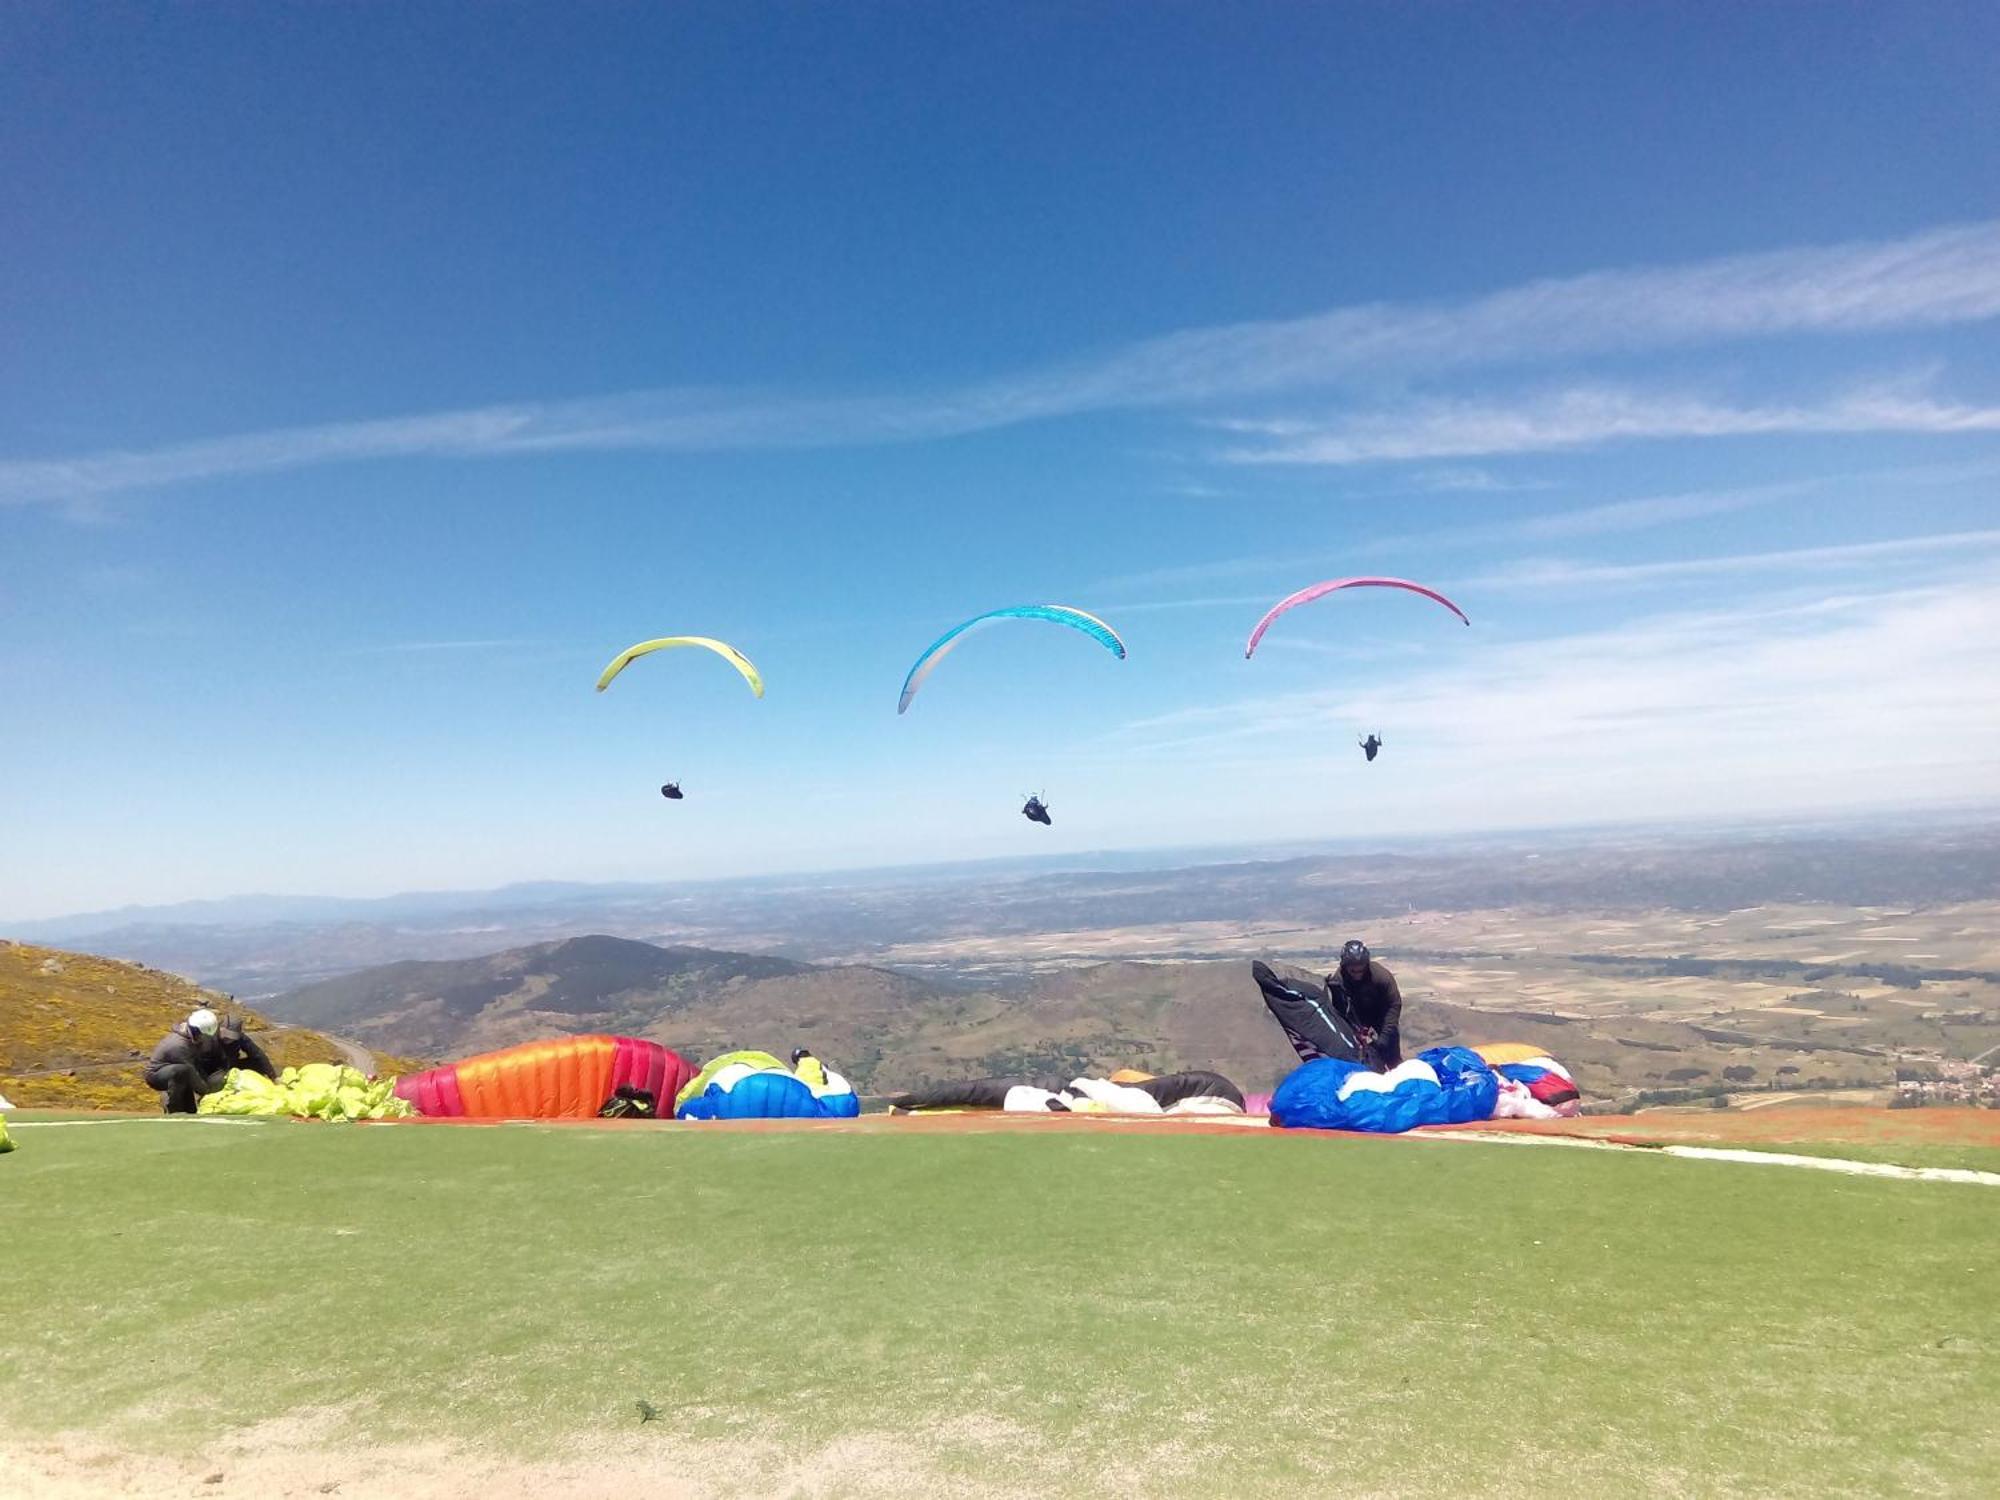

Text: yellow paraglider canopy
xmin=595 ymin=636 xmax=765 ymax=697
xmin=1472 ymin=1041 xmax=1550 ymax=1066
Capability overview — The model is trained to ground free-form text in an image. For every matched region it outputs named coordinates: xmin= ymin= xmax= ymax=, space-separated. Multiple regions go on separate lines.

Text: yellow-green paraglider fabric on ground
xmin=198 ymin=1064 xmax=415 ymax=1122
xmin=0 ymin=1116 xmax=14 ymax=1153
xmin=673 ymin=1050 xmax=786 ymax=1112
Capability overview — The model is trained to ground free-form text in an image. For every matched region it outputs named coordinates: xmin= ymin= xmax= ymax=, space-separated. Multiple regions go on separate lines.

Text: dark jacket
xmin=145 ymin=1023 xmax=277 ymax=1085
xmin=1326 ymin=960 xmax=1403 ymax=1068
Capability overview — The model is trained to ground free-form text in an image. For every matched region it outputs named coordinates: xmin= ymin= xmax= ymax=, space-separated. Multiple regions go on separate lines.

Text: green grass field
xmin=4 ymin=1117 xmax=1996 ymax=1497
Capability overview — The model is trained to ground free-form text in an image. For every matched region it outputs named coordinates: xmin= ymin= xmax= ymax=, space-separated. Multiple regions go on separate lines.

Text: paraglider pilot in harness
xmin=1255 ymin=940 xmax=1404 ymax=1073
xmin=1022 ymin=793 xmax=1052 ymax=826
xmin=1327 ymin=940 xmax=1403 ymax=1068
xmin=660 ymin=782 xmax=684 ymax=800
xmin=1360 ymin=733 xmax=1382 ymax=762
xmin=144 ymin=1008 xmax=277 ymax=1114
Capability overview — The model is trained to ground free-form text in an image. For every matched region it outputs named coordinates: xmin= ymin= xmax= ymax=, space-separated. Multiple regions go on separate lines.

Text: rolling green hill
xmin=0 ymin=940 xmax=422 ymax=1109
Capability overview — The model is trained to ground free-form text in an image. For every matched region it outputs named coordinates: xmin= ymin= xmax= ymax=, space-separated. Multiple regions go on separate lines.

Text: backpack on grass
xmin=598 ymin=1086 xmax=658 ymax=1120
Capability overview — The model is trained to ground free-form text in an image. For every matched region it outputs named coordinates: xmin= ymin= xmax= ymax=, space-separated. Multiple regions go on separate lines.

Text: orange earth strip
xmin=18 ymin=1103 xmax=1994 ymax=1152
xmin=363 ymin=1105 xmax=2000 ymax=1148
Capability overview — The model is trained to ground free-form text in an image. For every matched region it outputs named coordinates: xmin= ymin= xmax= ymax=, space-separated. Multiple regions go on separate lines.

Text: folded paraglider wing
xmin=1473 ymin=1042 xmax=1549 ymax=1064
xmin=890 ymin=1071 xmax=1246 ymax=1116
xmin=1126 ymin=1070 xmax=1246 ymax=1110
xmin=678 ymin=1069 xmax=860 ymax=1120
xmin=675 ymin=1052 xmax=861 ymax=1120
xmin=395 ymin=1036 xmax=697 ymax=1120
xmin=673 ymin=1049 xmax=788 ymax=1111
xmin=1474 ymin=1043 xmax=1583 ymax=1111
xmin=899 ymin=605 xmax=1126 ymax=714
xmin=1244 ymin=576 xmax=1469 ymax=658
xmin=890 ymin=1079 xmax=1068 ymax=1111
xmin=1270 ymin=1047 xmax=1499 ymax=1133
xmin=200 ymin=1064 xmax=414 ymax=1121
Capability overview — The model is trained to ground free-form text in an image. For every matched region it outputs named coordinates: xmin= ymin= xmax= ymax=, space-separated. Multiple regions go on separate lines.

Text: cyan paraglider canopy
xmin=898 ymin=605 xmax=1126 ymax=713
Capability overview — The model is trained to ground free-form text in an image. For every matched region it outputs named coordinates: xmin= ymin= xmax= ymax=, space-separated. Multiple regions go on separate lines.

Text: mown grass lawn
xmin=3 ymin=1117 xmax=1995 ymax=1496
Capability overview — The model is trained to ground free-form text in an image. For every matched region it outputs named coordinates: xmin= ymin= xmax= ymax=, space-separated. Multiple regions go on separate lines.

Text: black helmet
xmin=1340 ymin=939 xmax=1371 ymax=969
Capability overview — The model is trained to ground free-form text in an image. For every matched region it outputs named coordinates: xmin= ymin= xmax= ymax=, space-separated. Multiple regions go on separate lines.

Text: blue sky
xmin=3 ymin=4 xmax=1998 ymax=920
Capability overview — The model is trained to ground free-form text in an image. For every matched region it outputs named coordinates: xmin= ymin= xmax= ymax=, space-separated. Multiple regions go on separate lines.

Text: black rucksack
xmin=598 ymin=1085 xmax=659 ymax=1119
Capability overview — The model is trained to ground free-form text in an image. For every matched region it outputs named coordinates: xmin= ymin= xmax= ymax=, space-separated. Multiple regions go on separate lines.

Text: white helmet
xmin=187 ymin=1008 xmax=220 ymax=1037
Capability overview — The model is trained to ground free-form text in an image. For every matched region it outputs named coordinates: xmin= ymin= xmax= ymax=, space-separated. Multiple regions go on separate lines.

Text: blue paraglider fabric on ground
xmin=1270 ymin=1046 xmax=1501 ymax=1133
xmin=676 ymin=1069 xmax=862 ymax=1121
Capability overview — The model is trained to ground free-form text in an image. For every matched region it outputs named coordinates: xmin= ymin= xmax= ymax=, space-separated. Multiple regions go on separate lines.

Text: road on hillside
xmin=277 ymin=1028 xmax=376 ymax=1074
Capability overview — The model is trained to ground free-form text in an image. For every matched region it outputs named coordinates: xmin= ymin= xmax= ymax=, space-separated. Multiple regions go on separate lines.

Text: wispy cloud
xmin=1088 ymin=460 xmax=2000 ymax=597
xmin=1088 ymin=555 xmax=1304 ymax=596
xmin=1508 ymin=479 xmax=1809 ymax=540
xmin=1471 ymin=527 xmax=2000 ymax=590
xmin=5 ymin=219 xmax=1999 ymax=505
xmin=1219 ymin=384 xmax=2000 ymax=465
xmin=1100 ymin=593 xmax=1274 ymax=616
xmin=1407 ymin=467 xmax=1552 ymax=493
xmin=1033 ymin=218 xmax=2000 ymax=403
xmin=1088 ymin=567 xmax=2000 ymax=832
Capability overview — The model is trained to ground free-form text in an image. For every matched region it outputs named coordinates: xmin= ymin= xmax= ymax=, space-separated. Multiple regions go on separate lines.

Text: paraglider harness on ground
xmin=598 ymin=1085 xmax=659 ymax=1119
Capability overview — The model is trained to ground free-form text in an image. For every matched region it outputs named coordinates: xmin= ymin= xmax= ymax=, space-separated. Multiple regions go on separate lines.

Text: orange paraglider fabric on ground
xmin=395 ymin=1035 xmax=695 ymax=1119
xmin=1473 ymin=1042 xmax=1549 ymax=1066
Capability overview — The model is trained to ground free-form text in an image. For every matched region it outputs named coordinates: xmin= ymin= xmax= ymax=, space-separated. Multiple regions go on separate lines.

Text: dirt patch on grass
xmin=1452 ymin=1106 xmax=2000 ymax=1150
xmin=3 ymin=1413 xmax=1057 ymax=1500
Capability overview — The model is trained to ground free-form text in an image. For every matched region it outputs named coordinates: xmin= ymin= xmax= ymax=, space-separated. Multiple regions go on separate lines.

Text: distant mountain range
xmin=13 ymin=823 xmax=2000 ymax=1000
xmin=252 ymin=933 xmax=1353 ymax=1092
xmin=15 ymin=816 xmax=2000 ymax=1004
xmin=254 ymin=933 xmax=1884 ymax=1101
xmin=269 ymin=934 xmax=934 ymax=1060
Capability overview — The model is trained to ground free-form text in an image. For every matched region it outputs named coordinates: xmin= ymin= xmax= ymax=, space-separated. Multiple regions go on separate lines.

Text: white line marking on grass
xmin=1419 ymin=1129 xmax=2000 ymax=1186
xmin=1656 ymin=1144 xmax=2000 ymax=1185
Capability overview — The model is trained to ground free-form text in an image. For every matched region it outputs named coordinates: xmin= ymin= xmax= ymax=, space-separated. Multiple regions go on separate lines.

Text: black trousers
xmin=1253 ymin=961 xmax=1366 ymax=1066
xmin=145 ymin=1063 xmax=227 ymax=1114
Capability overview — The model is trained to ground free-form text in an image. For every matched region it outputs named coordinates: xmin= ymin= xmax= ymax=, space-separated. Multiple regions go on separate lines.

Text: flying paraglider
xmin=1022 ymin=794 xmax=1052 ymax=826
xmin=898 ymin=605 xmax=1126 ymax=713
xmin=597 ymin=638 xmax=761 ymax=798
xmin=1360 ymin=734 xmax=1382 ymax=762
xmin=596 ymin=636 xmax=765 ymax=697
xmin=1244 ymin=577 xmax=1469 ymax=658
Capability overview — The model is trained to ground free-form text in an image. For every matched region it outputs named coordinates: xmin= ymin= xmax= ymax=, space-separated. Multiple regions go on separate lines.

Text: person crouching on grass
xmin=144 ymin=1007 xmax=277 ymax=1113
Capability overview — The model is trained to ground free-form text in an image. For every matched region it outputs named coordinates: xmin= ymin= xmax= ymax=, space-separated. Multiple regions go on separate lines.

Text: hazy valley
xmin=12 ymin=822 xmax=1996 ymax=1109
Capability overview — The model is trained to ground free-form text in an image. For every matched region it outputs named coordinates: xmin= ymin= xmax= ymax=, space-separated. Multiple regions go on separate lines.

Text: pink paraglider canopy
xmin=1244 ymin=576 xmax=1470 ymax=658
